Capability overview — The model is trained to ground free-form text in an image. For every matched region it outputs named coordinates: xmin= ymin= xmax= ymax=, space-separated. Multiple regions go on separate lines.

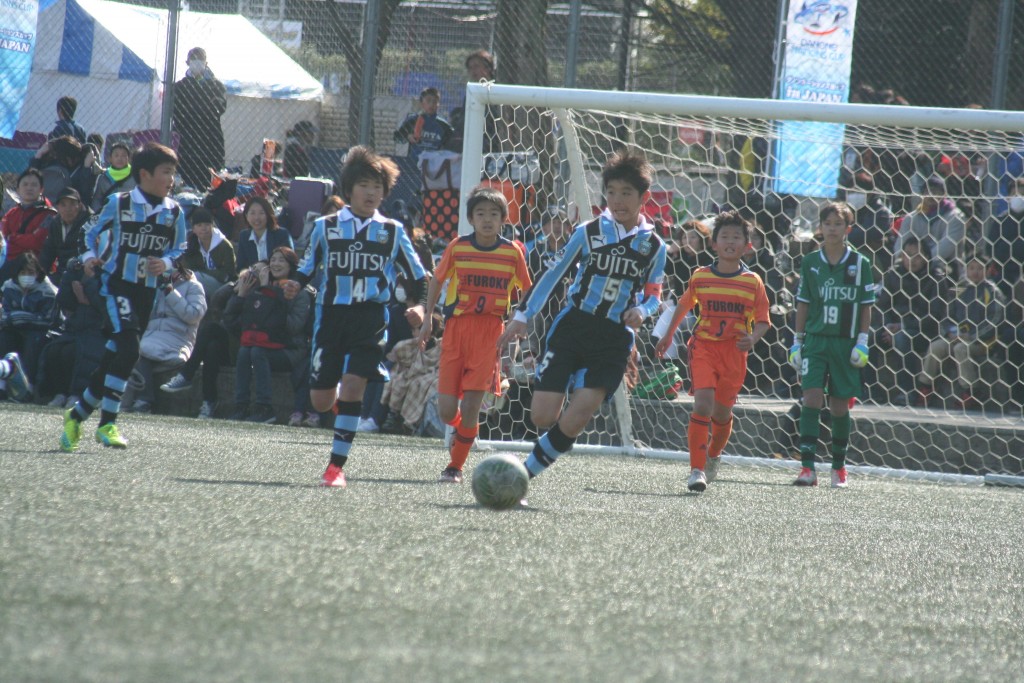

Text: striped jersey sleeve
xmin=678 ymin=264 xmax=771 ymax=342
xmin=435 ymin=235 xmax=532 ymax=318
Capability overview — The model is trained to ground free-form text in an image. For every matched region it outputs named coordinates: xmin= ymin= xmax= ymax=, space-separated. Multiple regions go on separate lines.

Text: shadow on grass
xmin=355 ymin=476 xmax=439 ymax=487
xmin=173 ymin=477 xmax=313 ymax=489
xmin=428 ymin=502 xmax=538 ymax=513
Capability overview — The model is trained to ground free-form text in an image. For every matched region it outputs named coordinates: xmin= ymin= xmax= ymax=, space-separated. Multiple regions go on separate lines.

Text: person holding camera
xmin=126 ymin=262 xmax=207 ymax=413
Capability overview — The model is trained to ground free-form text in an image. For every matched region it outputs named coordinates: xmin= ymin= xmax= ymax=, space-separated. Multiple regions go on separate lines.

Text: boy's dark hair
xmin=711 ymin=210 xmax=753 ymax=242
xmin=819 ymin=200 xmax=855 ymax=227
xmin=17 ymin=167 xmax=45 ymax=187
xmin=110 ymin=141 xmax=132 ymax=157
xmin=57 ymin=96 xmax=78 ymax=120
xmin=15 ymin=252 xmax=46 ymax=283
xmin=601 ymin=148 xmax=653 ymax=195
xmin=49 ymin=136 xmax=83 ymax=168
xmin=131 ymin=141 xmax=178 ymax=182
xmin=419 ymin=87 xmax=440 ymax=101
xmin=901 ymin=235 xmax=932 ymax=259
xmin=339 ymin=146 xmax=399 ymax=203
xmin=465 ymin=49 xmax=495 ymax=74
xmin=466 ymin=186 xmax=509 ymax=222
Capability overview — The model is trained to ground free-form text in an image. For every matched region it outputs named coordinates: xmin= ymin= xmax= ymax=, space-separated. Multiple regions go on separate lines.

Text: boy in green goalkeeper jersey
xmin=788 ymin=201 xmax=876 ymax=488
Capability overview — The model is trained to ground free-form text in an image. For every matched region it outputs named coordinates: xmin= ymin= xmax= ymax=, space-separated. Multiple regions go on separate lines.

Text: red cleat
xmin=320 ymin=463 xmax=347 ymax=488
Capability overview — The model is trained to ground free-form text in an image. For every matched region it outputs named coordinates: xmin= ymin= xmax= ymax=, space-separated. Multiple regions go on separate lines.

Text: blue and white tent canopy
xmin=20 ymin=0 xmax=322 ymax=165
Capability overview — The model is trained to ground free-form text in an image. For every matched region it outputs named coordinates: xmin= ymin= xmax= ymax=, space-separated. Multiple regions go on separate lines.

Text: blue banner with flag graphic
xmin=0 ymin=0 xmax=39 ymax=140
xmin=774 ymin=1 xmax=859 ymax=197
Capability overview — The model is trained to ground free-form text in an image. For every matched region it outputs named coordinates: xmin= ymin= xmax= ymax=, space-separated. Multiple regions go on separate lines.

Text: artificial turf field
xmin=1 ymin=403 xmax=1022 ymax=683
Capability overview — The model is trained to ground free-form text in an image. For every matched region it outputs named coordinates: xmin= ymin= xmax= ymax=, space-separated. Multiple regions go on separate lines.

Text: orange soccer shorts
xmin=438 ymin=314 xmax=505 ymax=398
xmin=687 ymin=337 xmax=749 ymax=408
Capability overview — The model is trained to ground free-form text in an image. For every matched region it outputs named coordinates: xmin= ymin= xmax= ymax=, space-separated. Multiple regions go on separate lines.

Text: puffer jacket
xmin=138 ymin=276 xmax=207 ymax=363
xmin=0 ymin=201 xmax=56 ymax=263
xmin=1 ymin=276 xmax=58 ymax=330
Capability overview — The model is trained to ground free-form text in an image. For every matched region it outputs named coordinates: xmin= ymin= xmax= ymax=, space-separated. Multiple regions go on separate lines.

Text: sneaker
xmin=59 ymin=408 xmax=82 ymax=452
xmin=160 ymin=373 xmax=192 ymax=393
xmin=229 ymin=405 xmax=249 ymax=421
xmin=131 ymin=400 xmax=152 ymax=414
xmin=705 ymin=456 xmax=721 ymax=483
xmin=303 ymin=411 xmax=321 ymax=428
xmin=320 ymin=463 xmax=347 ymax=488
xmin=95 ymin=423 xmax=128 ymax=449
xmin=248 ymin=405 xmax=276 ymax=424
xmin=356 ymin=417 xmax=379 ymax=433
xmin=197 ymin=401 xmax=216 ymax=419
xmin=831 ymin=467 xmax=848 ymax=489
xmin=3 ymin=352 xmax=31 ymax=402
xmin=65 ymin=395 xmax=79 ymax=409
xmin=793 ymin=467 xmax=818 ymax=486
xmin=687 ymin=468 xmax=707 ymax=492
xmin=48 ymin=394 xmax=68 ymax=408
xmin=288 ymin=411 xmax=303 ymax=427
xmin=438 ymin=466 xmax=464 ymax=484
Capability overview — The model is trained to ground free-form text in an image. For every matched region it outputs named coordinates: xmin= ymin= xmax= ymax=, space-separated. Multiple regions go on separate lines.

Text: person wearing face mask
xmin=988 ymin=176 xmax=1024 ymax=295
xmin=0 ymin=253 xmax=58 ymax=398
xmin=172 ymin=47 xmax=227 ymax=191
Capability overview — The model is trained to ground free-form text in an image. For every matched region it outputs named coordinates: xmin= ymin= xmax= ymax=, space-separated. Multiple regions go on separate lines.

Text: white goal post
xmin=457 ymin=82 xmax=1024 ymax=485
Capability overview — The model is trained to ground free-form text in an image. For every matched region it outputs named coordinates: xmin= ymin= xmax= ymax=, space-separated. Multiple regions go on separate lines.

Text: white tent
xmin=22 ymin=0 xmax=323 ymax=168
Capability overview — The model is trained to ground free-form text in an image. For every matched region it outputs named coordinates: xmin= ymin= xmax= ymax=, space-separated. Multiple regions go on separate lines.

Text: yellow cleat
xmin=95 ymin=423 xmax=128 ymax=449
xmin=59 ymin=409 xmax=82 ymax=452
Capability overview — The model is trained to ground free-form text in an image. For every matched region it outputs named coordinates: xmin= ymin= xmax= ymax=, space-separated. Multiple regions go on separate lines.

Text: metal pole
xmin=616 ymin=0 xmax=631 ymax=91
xmin=357 ymin=0 xmax=381 ymax=146
xmin=564 ymin=0 xmax=582 ymax=88
xmin=770 ymin=0 xmax=788 ymax=99
xmin=159 ymin=0 xmax=180 ymax=146
xmin=991 ymin=0 xmax=1015 ymax=110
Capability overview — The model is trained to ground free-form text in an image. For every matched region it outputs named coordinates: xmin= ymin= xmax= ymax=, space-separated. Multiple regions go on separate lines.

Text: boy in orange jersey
xmin=417 ymin=186 xmax=532 ymax=483
xmin=655 ymin=211 xmax=770 ymax=492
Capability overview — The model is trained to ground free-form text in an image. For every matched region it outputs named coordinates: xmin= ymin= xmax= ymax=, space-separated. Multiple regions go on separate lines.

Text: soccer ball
xmin=471 ymin=454 xmax=529 ymax=510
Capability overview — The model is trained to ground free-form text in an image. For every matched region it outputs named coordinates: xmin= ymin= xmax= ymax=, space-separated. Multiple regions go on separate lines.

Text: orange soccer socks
xmin=447 ymin=423 xmax=479 ymax=472
xmin=688 ymin=414 xmax=711 ymax=471
xmin=708 ymin=416 xmax=734 ymax=459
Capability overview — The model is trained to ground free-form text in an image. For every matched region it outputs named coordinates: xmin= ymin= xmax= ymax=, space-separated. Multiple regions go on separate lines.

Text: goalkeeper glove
xmin=850 ymin=333 xmax=869 ymax=368
xmin=788 ymin=335 xmax=803 ymax=370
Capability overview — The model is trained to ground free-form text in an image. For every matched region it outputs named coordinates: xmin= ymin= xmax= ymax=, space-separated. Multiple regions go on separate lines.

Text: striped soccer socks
xmin=524 ymin=423 xmax=576 ymax=478
xmin=331 ymin=400 xmax=362 ymax=468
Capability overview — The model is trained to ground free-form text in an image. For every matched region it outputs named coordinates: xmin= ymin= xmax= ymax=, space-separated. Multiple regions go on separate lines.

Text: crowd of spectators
xmin=3 ymin=72 xmax=1024 ymax=435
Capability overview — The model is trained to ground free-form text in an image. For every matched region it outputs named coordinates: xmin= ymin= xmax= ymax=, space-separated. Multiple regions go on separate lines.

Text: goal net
xmin=458 ymin=83 xmax=1024 ymax=485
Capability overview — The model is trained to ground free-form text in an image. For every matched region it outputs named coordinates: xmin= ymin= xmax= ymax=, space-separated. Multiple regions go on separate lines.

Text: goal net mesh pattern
xmin=461 ymin=85 xmax=1024 ymax=480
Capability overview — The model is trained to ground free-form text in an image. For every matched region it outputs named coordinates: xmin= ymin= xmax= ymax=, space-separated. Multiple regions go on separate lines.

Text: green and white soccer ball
xmin=471 ymin=454 xmax=529 ymax=510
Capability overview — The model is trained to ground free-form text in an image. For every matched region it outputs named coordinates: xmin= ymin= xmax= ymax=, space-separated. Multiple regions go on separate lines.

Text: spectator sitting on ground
xmin=916 ymin=255 xmax=1004 ymax=410
xmin=91 ymin=142 xmax=137 ymax=212
xmin=380 ymin=312 xmax=443 ymax=434
xmin=283 ymin=121 xmax=317 ymax=179
xmin=159 ymin=275 xmax=236 ymax=420
xmin=48 ymin=96 xmax=87 ymax=144
xmin=223 ymin=248 xmax=314 ymax=425
xmin=235 ymin=196 xmax=293 ymax=271
xmin=125 ymin=261 xmax=207 ymax=414
xmin=180 ymin=206 xmax=237 ymax=297
xmin=0 ymin=253 xmax=58 ymax=397
xmin=39 ymin=187 xmax=91 ymax=284
xmin=988 ymin=175 xmax=1024 ymax=294
xmin=36 ymin=256 xmax=105 ymax=409
xmin=875 ymin=236 xmax=952 ymax=407
xmin=30 ymin=135 xmax=98 ymax=208
xmin=393 ymin=87 xmax=455 ymax=162
xmin=0 ymin=169 xmax=56 ymax=286
xmin=893 ymin=174 xmax=967 ymax=279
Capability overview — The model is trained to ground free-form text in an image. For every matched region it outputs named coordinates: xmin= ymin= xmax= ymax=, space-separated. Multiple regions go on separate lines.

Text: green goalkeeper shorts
xmin=799 ymin=334 xmax=863 ymax=399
